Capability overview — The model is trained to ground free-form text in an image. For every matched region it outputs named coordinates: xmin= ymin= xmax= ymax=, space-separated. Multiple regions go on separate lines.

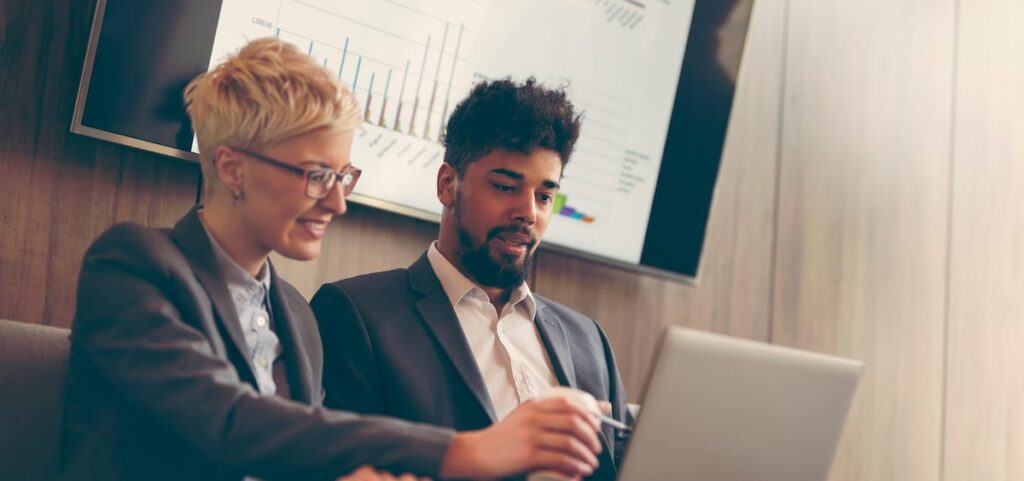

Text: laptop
xmin=616 ymin=327 xmax=864 ymax=481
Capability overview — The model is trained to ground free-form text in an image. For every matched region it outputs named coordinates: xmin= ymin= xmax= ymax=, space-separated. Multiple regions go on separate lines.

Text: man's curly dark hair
xmin=442 ymin=77 xmax=581 ymax=176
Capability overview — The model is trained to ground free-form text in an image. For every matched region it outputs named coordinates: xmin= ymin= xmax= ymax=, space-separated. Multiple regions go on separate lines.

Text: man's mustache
xmin=486 ymin=225 xmax=538 ymax=248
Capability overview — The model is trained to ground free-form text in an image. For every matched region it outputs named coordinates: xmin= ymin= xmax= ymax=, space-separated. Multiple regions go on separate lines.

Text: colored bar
xmin=338 ymin=37 xmax=349 ymax=80
xmin=552 ymin=193 xmax=566 ymax=213
xmin=352 ymin=56 xmax=363 ymax=92
xmin=555 ymin=197 xmax=598 ymax=223
xmin=378 ymin=70 xmax=392 ymax=127
xmin=409 ymin=36 xmax=431 ymax=135
xmin=394 ymin=60 xmax=410 ymax=131
xmin=364 ymin=72 xmax=375 ymax=122
xmin=439 ymin=23 xmax=465 ymax=142
xmin=424 ymin=23 xmax=450 ymax=140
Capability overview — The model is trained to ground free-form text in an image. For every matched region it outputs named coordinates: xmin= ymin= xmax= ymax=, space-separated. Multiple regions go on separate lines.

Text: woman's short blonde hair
xmin=184 ymin=37 xmax=361 ymax=199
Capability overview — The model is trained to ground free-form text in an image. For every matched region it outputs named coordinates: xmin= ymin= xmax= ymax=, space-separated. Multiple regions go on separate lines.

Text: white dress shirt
xmin=427 ymin=242 xmax=558 ymax=420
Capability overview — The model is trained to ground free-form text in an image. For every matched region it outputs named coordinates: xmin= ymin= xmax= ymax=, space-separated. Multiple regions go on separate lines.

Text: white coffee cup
xmin=527 ymin=387 xmax=602 ymax=481
xmin=540 ymin=386 xmax=601 ymax=415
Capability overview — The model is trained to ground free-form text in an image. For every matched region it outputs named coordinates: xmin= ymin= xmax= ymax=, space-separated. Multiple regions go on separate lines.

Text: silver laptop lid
xmin=618 ymin=327 xmax=864 ymax=481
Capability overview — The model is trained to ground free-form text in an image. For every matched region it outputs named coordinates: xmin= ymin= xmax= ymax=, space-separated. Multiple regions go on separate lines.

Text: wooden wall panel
xmin=944 ymin=1 xmax=1024 ymax=479
xmin=771 ymin=1 xmax=954 ymax=480
xmin=0 ymin=0 xmax=199 ymax=327
xmin=532 ymin=0 xmax=787 ymax=396
xmin=270 ymin=205 xmax=438 ymax=298
xmin=9 ymin=1 xmax=1023 ymax=478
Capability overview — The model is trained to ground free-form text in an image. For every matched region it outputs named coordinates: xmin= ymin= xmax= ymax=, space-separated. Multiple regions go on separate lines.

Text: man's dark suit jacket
xmin=60 ymin=209 xmax=452 ymax=481
xmin=310 ymin=253 xmax=630 ymax=481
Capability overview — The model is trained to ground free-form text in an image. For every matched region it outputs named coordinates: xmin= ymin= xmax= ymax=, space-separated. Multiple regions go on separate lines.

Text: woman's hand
xmin=337 ymin=465 xmax=429 ymax=481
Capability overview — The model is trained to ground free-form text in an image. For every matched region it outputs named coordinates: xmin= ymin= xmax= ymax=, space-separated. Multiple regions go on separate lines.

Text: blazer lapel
xmin=534 ymin=301 xmax=578 ymax=389
xmin=536 ymin=299 xmax=616 ymax=465
xmin=172 ymin=208 xmax=258 ymax=384
xmin=267 ymin=264 xmax=315 ymax=403
xmin=408 ymin=253 xmax=498 ymax=423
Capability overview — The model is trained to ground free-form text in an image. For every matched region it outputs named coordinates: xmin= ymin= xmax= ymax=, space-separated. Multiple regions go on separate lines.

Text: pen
xmin=599 ymin=414 xmax=632 ymax=432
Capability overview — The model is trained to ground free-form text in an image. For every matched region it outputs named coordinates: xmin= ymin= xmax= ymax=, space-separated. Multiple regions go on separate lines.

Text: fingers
xmin=598 ymin=401 xmax=613 ymax=416
xmin=337 ymin=466 xmax=420 ymax=481
xmin=535 ymin=410 xmax=603 ymax=454
xmin=529 ymin=397 xmax=601 ymax=429
xmin=396 ymin=474 xmax=427 ymax=481
xmin=336 ymin=466 xmax=378 ymax=481
xmin=534 ymin=432 xmax=600 ymax=468
xmin=530 ymin=449 xmax=597 ymax=479
xmin=518 ymin=398 xmax=603 ymax=454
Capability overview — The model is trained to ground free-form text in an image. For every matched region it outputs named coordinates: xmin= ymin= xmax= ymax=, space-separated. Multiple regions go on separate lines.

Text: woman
xmin=59 ymin=38 xmax=600 ymax=481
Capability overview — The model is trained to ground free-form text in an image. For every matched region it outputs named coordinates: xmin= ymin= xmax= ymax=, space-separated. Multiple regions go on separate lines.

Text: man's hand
xmin=337 ymin=465 xmax=428 ymax=481
xmin=437 ymin=397 xmax=602 ymax=480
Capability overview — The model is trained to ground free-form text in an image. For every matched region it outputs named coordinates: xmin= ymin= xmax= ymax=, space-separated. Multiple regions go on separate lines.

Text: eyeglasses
xmin=235 ymin=148 xmax=362 ymax=199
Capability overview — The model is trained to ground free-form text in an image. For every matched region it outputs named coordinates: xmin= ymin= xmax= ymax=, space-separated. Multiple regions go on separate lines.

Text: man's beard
xmin=453 ymin=200 xmax=536 ymax=291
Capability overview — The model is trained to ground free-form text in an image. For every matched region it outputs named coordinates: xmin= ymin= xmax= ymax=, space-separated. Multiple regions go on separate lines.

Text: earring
xmin=232 ymin=190 xmax=242 ymax=200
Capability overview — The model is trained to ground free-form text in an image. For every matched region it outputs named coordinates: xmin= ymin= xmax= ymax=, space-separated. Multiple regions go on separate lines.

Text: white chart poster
xmin=204 ymin=0 xmax=695 ymax=264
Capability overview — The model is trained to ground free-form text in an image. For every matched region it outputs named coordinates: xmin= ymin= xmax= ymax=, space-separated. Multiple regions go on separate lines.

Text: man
xmin=311 ymin=78 xmax=630 ymax=481
xmin=60 ymin=41 xmax=601 ymax=481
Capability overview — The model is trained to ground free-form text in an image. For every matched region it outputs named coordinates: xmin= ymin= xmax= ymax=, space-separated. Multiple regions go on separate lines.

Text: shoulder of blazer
xmin=331 ymin=268 xmax=412 ymax=300
xmin=274 ymin=275 xmax=310 ymax=307
xmin=84 ymin=222 xmax=183 ymax=276
xmin=534 ymin=294 xmax=601 ymax=331
xmin=528 ymin=290 xmax=606 ymax=339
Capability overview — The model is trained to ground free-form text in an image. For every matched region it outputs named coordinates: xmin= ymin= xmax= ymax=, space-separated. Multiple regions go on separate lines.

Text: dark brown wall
xmin=0 ymin=0 xmax=200 ymax=327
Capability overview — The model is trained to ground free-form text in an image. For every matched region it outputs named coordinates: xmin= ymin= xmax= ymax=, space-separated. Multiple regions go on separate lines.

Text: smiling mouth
xmin=297 ymin=219 xmax=328 ymax=229
xmin=296 ymin=219 xmax=331 ymax=239
xmin=490 ymin=231 xmax=536 ymax=257
xmin=495 ymin=233 xmax=531 ymax=246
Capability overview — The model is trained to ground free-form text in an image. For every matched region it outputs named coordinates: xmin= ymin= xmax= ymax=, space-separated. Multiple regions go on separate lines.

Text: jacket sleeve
xmin=598 ymin=323 xmax=631 ymax=467
xmin=309 ymin=282 xmax=388 ymax=416
xmin=72 ymin=225 xmax=453 ymax=480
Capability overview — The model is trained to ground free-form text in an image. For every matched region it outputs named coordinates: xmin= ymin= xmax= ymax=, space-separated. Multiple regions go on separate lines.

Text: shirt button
xmin=255 ymin=316 xmax=267 ymax=327
xmin=259 ymin=357 xmax=269 ymax=367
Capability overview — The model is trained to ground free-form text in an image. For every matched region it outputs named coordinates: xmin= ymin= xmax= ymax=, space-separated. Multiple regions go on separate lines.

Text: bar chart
xmin=270 ymin=5 xmax=469 ymax=145
xmin=553 ymin=193 xmax=596 ymax=224
xmin=205 ymin=0 xmax=696 ymax=263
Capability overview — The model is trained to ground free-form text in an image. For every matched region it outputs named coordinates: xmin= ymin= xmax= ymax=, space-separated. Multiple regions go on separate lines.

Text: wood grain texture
xmin=771 ymin=1 xmax=955 ymax=480
xmin=532 ymin=0 xmax=787 ymax=397
xmin=270 ymin=204 xmax=438 ymax=298
xmin=0 ymin=0 xmax=199 ymax=327
xmin=944 ymin=1 xmax=1024 ymax=479
xmin=6 ymin=1 xmax=1023 ymax=479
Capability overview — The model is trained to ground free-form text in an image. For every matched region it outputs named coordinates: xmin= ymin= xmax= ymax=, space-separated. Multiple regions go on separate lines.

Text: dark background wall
xmin=0 ymin=0 xmax=199 ymax=327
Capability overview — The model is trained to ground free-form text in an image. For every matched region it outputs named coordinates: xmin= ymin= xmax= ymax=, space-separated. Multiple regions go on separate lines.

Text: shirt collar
xmin=426 ymin=241 xmax=536 ymax=318
xmin=199 ymin=211 xmax=271 ymax=304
